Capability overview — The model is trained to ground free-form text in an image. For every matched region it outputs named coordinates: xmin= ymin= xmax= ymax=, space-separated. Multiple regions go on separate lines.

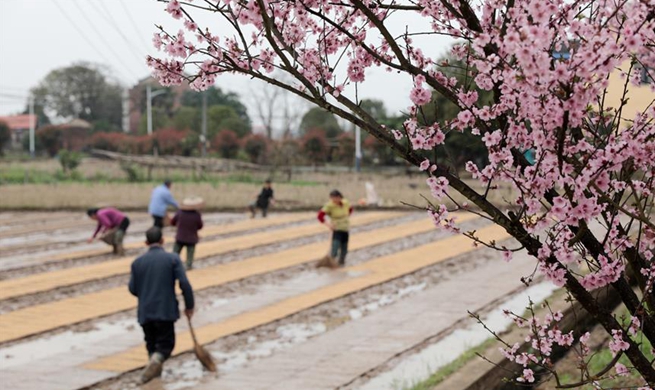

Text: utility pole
xmin=29 ymin=96 xmax=35 ymax=158
xmin=146 ymin=85 xmax=166 ymax=136
xmin=201 ymin=91 xmax=207 ymax=157
xmin=121 ymin=88 xmax=130 ymax=133
xmin=355 ymin=126 xmax=362 ymax=172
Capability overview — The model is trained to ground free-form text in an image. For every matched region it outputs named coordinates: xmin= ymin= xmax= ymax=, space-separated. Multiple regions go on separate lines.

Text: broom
xmin=187 ymin=317 xmax=217 ymax=372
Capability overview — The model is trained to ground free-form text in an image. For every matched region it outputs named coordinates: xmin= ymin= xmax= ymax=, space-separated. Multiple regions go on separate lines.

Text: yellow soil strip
xmin=84 ymin=222 xmax=508 ymax=373
xmin=0 ymin=212 xmax=401 ymax=301
xmin=0 ymin=214 xmax=463 ymax=344
xmin=42 ymin=213 xmax=315 ymax=263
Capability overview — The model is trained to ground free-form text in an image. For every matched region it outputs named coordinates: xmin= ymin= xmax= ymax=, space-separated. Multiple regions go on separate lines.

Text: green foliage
xmin=120 ymin=162 xmax=142 ymax=182
xmin=0 ymin=121 xmax=10 ymax=155
xmin=172 ymin=106 xmax=200 ymax=132
xmin=359 ymin=99 xmax=388 ymax=121
xmin=138 ymin=107 xmax=171 ymax=135
xmin=58 ymin=149 xmax=83 ymax=173
xmin=207 ymin=105 xmax=251 ymax=138
xmin=181 ymin=87 xmax=251 ymax=126
xmin=299 ymin=107 xmax=342 ymax=138
xmin=31 ymin=62 xmax=122 ymax=127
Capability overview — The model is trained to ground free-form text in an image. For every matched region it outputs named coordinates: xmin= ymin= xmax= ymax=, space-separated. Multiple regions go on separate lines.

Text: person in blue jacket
xmin=129 ymin=227 xmax=195 ymax=384
xmin=148 ymin=180 xmax=179 ymax=228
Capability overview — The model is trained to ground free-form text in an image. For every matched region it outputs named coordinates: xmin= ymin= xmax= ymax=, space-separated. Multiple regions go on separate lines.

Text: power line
xmin=68 ymin=0 xmax=139 ymax=81
xmin=89 ymin=0 xmax=148 ymax=68
xmin=52 ymin=0 xmax=133 ymax=83
xmin=117 ymin=0 xmax=151 ymax=53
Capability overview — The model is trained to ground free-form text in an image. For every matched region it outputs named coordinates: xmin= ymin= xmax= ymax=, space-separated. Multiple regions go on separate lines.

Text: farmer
xmin=149 ymin=180 xmax=179 ymax=228
xmin=249 ymin=179 xmax=275 ymax=218
xmin=171 ymin=196 xmax=204 ymax=270
xmin=317 ymin=190 xmax=353 ymax=268
xmin=87 ymin=207 xmax=130 ymax=256
xmin=128 ymin=227 xmax=195 ymax=384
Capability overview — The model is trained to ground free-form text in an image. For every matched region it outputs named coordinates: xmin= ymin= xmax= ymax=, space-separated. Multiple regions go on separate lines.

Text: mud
xmin=88 ymin=230 xmax=505 ymax=390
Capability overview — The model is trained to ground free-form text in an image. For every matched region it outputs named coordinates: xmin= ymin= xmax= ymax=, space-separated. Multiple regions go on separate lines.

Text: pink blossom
xmin=419 ymin=159 xmax=431 ymax=171
xmin=609 ymin=330 xmax=630 ymax=356
xmin=615 ymin=363 xmax=630 ymax=376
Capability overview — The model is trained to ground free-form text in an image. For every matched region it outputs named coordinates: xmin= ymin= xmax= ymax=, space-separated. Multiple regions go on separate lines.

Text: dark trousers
xmin=152 ymin=215 xmax=164 ymax=229
xmin=249 ymin=204 xmax=268 ymax=217
xmin=173 ymin=241 xmax=196 ymax=269
xmin=142 ymin=321 xmax=176 ymax=360
xmin=119 ymin=217 xmax=130 ymax=232
xmin=331 ymin=231 xmax=349 ymax=265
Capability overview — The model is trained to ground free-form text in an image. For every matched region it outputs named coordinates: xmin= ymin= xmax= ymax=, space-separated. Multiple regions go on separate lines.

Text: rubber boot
xmin=140 ymin=352 xmax=164 ymax=384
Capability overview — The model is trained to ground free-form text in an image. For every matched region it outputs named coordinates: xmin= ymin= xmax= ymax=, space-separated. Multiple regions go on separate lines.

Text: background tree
xmin=211 ymin=129 xmax=240 ymax=159
xmin=334 ymin=133 xmax=355 ymax=165
xmin=299 ymin=108 xmax=342 ymax=138
xmin=0 ymin=121 xmax=10 ymax=156
xmin=35 ymin=126 xmax=63 ymax=157
xmin=207 ymin=105 xmax=251 ymax=138
xmin=301 ymin=129 xmax=329 ymax=164
xmin=242 ymin=133 xmax=269 ymax=164
xmin=172 ymin=106 xmax=200 ymax=133
xmin=31 ymin=62 xmax=123 ymax=131
xmin=270 ymin=137 xmax=303 ymax=181
xmin=58 ymin=149 xmax=83 ymax=174
xmin=181 ymin=86 xmax=250 ymax=126
xmin=138 ymin=107 xmax=170 ymax=135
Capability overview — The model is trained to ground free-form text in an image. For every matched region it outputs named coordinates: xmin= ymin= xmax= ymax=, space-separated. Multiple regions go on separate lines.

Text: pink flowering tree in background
xmin=150 ymin=0 xmax=655 ymax=386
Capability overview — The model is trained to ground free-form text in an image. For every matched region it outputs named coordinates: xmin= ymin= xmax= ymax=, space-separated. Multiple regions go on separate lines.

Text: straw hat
xmin=181 ymin=196 xmax=205 ymax=210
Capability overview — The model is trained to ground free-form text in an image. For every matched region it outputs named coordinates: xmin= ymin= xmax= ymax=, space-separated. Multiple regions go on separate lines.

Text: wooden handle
xmin=187 ymin=317 xmax=199 ymax=346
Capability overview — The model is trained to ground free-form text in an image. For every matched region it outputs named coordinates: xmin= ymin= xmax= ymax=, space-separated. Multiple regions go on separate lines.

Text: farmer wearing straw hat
xmin=171 ymin=196 xmax=204 ymax=270
xmin=129 ymin=227 xmax=194 ymax=384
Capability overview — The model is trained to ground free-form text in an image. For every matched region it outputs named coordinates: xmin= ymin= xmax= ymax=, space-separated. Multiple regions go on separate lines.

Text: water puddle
xmin=349 ymin=283 xmax=427 ymax=320
xmin=356 ymin=282 xmax=558 ymax=390
xmin=0 ymin=319 xmax=136 ymax=369
xmin=161 ymin=322 xmax=327 ymax=390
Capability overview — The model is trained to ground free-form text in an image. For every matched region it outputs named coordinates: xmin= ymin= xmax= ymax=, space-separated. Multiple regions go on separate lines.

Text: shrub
xmin=301 ymin=128 xmax=329 ymax=163
xmin=120 ymin=162 xmax=142 ymax=182
xmin=242 ymin=133 xmax=269 ymax=164
xmin=58 ymin=149 xmax=83 ymax=173
xmin=152 ymin=128 xmax=189 ymax=155
xmin=334 ymin=133 xmax=355 ymax=165
xmin=211 ymin=129 xmax=240 ymax=158
xmin=0 ymin=121 xmax=10 ymax=155
xmin=36 ymin=125 xmax=64 ymax=157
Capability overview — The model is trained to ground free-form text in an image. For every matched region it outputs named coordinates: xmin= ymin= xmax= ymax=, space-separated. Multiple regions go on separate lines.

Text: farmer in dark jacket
xmin=249 ymin=179 xmax=275 ymax=218
xmin=171 ymin=196 xmax=204 ymax=270
xmin=128 ymin=227 xmax=195 ymax=384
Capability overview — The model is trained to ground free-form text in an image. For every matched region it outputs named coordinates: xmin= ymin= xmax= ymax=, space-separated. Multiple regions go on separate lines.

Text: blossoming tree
xmin=150 ymin=0 xmax=655 ymax=386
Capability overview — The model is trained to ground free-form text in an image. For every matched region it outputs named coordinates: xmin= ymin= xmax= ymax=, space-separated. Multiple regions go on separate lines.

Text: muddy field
xmin=0 ymin=210 xmax=544 ymax=390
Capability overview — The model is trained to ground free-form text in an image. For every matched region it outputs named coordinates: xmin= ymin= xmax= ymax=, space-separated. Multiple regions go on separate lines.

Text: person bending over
xmin=87 ymin=207 xmax=130 ymax=256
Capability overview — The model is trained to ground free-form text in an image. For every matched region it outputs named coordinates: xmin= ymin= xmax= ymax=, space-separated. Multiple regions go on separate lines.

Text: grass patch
xmin=404 ymin=338 xmax=497 ymax=390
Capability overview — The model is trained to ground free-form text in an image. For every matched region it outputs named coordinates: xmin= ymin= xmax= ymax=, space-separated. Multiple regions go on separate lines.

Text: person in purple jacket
xmin=171 ymin=197 xmax=204 ymax=270
xmin=87 ymin=207 xmax=130 ymax=256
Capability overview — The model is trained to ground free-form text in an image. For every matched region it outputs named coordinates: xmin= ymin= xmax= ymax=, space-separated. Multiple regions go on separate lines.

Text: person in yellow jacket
xmin=317 ymin=190 xmax=353 ymax=268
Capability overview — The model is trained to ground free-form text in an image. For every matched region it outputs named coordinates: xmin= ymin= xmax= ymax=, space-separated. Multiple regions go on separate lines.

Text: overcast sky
xmin=0 ymin=0 xmax=453 ymax=127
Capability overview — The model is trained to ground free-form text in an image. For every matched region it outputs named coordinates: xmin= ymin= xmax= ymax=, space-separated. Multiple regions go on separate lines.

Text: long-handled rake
xmin=187 ymin=317 xmax=217 ymax=372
